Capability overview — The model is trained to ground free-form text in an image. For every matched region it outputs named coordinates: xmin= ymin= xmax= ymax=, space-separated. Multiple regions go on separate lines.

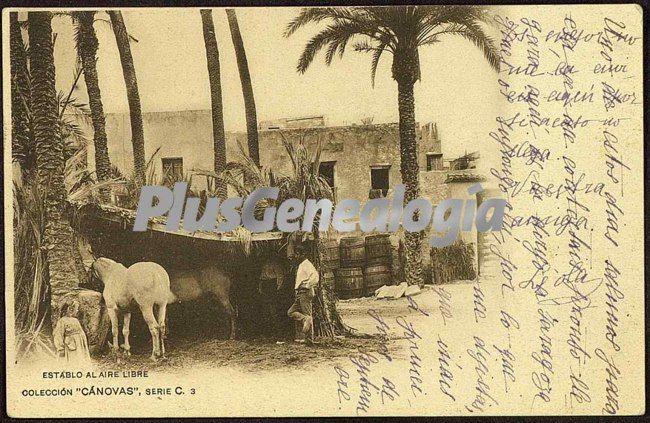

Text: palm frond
xmin=287 ymin=7 xmax=396 ymax=74
xmin=13 ymin=180 xmax=47 ymax=337
xmin=285 ymin=7 xmax=358 ymax=37
xmin=277 ymin=133 xmax=334 ymax=204
xmin=58 ymin=62 xmax=86 ymax=118
xmin=353 ymin=39 xmax=391 ymax=87
xmin=414 ymin=6 xmax=500 ymax=77
xmin=324 ymin=29 xmax=361 ymax=66
xmin=231 ymin=226 xmax=253 ymax=256
xmin=145 ymin=146 xmax=162 ymax=171
xmin=296 ymin=21 xmax=366 ymax=73
xmin=453 ymin=20 xmax=500 ymax=72
xmin=288 ymin=5 xmax=501 ymax=83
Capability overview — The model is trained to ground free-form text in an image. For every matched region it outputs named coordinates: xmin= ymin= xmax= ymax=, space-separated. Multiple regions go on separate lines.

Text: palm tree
xmin=219 ymin=136 xmax=346 ymax=337
xmin=286 ymin=6 xmax=499 ymax=286
xmin=10 ymin=12 xmax=33 ymax=178
xmin=226 ymin=9 xmax=260 ymax=167
xmin=108 ymin=10 xmax=146 ymax=187
xmin=72 ymin=12 xmax=111 ymax=183
xmin=28 ymin=11 xmax=81 ymax=327
xmin=200 ymin=9 xmax=228 ymax=198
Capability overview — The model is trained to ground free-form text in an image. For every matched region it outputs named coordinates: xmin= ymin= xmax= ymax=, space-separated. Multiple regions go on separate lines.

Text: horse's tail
xmin=159 ymin=268 xmax=176 ymax=304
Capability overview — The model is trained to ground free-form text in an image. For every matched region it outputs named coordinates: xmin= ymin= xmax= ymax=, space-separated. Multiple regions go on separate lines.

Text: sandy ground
xmin=336 ymin=284 xmax=455 ymax=336
xmin=94 ymin=283 xmax=464 ymax=372
xmin=95 ymin=336 xmax=384 ymax=372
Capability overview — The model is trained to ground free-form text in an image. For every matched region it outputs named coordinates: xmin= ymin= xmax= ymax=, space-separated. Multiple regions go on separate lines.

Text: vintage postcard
xmin=3 ymin=4 xmax=644 ymax=417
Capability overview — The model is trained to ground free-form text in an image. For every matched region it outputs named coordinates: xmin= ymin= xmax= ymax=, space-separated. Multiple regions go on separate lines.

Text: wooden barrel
xmin=339 ymin=237 xmax=366 ymax=268
xmin=364 ymin=265 xmax=392 ymax=296
xmin=365 ymin=234 xmax=392 ymax=266
xmin=336 ymin=267 xmax=364 ymax=299
xmin=319 ymin=239 xmax=340 ymax=270
xmin=321 ymin=271 xmax=335 ymax=289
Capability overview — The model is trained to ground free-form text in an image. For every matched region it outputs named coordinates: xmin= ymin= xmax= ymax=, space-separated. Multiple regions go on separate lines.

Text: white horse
xmin=92 ymin=258 xmax=175 ymax=361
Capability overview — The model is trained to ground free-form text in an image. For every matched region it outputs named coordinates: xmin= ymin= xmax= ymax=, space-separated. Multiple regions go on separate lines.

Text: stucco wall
xmin=95 ymin=110 xmax=447 ymax=205
xmin=420 ymin=170 xmax=450 ymax=205
xmin=447 ymin=181 xmax=477 ymax=245
xmin=234 ymin=123 xmax=441 ymax=205
xmin=100 ymin=110 xmax=215 ymax=185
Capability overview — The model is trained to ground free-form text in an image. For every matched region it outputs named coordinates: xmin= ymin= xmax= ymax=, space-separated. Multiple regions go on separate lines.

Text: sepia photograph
xmin=4 ymin=3 xmax=645 ymax=417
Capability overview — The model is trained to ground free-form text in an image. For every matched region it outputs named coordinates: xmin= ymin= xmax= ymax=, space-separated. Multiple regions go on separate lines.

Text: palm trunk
xmin=76 ymin=12 xmax=111 ymax=197
xmin=397 ymin=79 xmax=424 ymax=287
xmin=29 ymin=11 xmax=81 ymax=330
xmin=10 ymin=12 xmax=34 ymax=178
xmin=108 ymin=11 xmax=146 ymax=186
xmin=226 ymin=9 xmax=260 ymax=167
xmin=201 ymin=9 xmax=227 ymax=198
xmin=312 ymin=235 xmax=348 ymax=337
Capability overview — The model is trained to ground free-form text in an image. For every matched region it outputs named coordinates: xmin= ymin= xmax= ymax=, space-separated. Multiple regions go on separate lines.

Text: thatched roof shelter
xmin=72 ymin=202 xmax=287 ymax=275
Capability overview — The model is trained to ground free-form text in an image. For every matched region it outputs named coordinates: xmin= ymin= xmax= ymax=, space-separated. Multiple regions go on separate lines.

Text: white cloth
xmin=295 ymin=259 xmax=319 ymax=290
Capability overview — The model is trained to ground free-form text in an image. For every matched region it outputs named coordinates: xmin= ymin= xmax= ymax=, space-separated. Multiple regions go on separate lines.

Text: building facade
xmin=97 ymin=110 xmax=449 ymax=207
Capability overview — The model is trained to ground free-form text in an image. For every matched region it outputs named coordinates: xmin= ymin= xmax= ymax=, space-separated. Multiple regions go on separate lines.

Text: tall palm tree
xmin=108 ymin=10 xmax=146 ymax=186
xmin=10 ymin=12 xmax=33 ymax=178
xmin=201 ymin=9 xmax=227 ymax=198
xmin=286 ymin=6 xmax=499 ymax=286
xmin=226 ymin=9 xmax=260 ymax=167
xmin=29 ymin=11 xmax=81 ymax=326
xmin=72 ymin=11 xmax=112 ymax=192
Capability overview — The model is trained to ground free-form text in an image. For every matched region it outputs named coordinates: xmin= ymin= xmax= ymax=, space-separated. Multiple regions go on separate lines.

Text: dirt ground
xmin=96 ymin=335 xmax=385 ymax=372
xmin=95 ymin=284 xmax=469 ymax=373
xmin=95 ymin=287 xmax=432 ymax=371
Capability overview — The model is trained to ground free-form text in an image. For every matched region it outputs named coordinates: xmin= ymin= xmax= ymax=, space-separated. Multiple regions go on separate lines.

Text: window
xmin=426 ymin=153 xmax=443 ymax=171
xmin=370 ymin=166 xmax=390 ymax=198
xmin=318 ymin=161 xmax=336 ymax=188
xmin=162 ymin=157 xmax=183 ymax=180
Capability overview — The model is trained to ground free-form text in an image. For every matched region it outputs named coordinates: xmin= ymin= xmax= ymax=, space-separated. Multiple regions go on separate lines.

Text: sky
xmin=45 ymin=7 xmax=503 ymax=159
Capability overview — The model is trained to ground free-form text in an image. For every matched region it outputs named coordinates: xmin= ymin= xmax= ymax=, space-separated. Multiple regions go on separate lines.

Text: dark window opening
xmin=318 ymin=161 xmax=336 ymax=188
xmin=162 ymin=157 xmax=183 ymax=182
xmin=370 ymin=166 xmax=390 ymax=198
xmin=426 ymin=153 xmax=443 ymax=171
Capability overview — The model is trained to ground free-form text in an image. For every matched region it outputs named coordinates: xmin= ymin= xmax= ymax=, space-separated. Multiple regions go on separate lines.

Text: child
xmin=53 ymin=299 xmax=91 ymax=367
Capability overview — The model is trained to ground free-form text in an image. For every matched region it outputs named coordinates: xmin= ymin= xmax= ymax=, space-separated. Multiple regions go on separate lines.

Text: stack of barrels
xmin=319 ymin=239 xmax=339 ymax=292
xmin=363 ymin=234 xmax=392 ymax=296
xmin=335 ymin=234 xmax=393 ymax=299
xmin=336 ymin=237 xmax=365 ymax=299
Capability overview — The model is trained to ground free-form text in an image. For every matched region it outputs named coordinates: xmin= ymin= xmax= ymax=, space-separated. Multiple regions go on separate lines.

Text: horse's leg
xmin=141 ymin=306 xmax=160 ymax=361
xmin=107 ymin=307 xmax=120 ymax=362
xmin=156 ymin=302 xmax=168 ymax=358
xmin=164 ymin=314 xmax=170 ymax=339
xmin=232 ymin=303 xmax=238 ymax=340
xmin=221 ymin=299 xmax=237 ymax=340
xmin=121 ymin=311 xmax=132 ymax=357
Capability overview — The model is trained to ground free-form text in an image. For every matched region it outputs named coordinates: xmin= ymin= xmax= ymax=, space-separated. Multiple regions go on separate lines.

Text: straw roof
xmin=72 ymin=201 xmax=284 ymax=243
